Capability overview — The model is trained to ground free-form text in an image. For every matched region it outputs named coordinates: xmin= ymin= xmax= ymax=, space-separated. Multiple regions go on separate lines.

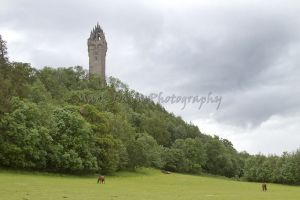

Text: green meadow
xmin=1 ymin=168 xmax=299 ymax=200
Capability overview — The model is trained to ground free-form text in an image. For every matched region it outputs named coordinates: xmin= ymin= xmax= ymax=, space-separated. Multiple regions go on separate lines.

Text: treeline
xmin=0 ymin=35 xmax=299 ymax=184
xmin=0 ymin=59 xmax=243 ymax=176
xmin=244 ymin=152 xmax=300 ymax=184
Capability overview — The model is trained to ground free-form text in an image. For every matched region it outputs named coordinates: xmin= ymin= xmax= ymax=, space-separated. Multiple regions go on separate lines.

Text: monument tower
xmin=88 ymin=23 xmax=107 ymax=83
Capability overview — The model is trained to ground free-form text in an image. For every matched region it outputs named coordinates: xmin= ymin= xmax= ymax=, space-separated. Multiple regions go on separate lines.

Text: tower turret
xmin=88 ymin=23 xmax=107 ymax=83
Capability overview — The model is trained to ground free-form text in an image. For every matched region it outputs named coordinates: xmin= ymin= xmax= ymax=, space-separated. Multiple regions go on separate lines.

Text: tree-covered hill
xmin=0 ymin=35 xmax=299 ymax=184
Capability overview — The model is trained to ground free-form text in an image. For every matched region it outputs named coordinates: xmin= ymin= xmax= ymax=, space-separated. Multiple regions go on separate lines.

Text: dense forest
xmin=0 ymin=35 xmax=299 ymax=184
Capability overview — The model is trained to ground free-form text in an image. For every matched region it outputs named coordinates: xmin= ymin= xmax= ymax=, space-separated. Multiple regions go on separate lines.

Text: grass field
xmin=0 ymin=168 xmax=299 ymax=200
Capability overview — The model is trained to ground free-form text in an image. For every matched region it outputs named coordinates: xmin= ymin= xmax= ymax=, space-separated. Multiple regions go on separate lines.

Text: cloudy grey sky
xmin=1 ymin=0 xmax=300 ymax=154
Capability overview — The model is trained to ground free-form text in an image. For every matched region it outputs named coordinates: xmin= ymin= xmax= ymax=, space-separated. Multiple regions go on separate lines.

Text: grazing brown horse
xmin=97 ymin=175 xmax=105 ymax=184
xmin=262 ymin=182 xmax=267 ymax=191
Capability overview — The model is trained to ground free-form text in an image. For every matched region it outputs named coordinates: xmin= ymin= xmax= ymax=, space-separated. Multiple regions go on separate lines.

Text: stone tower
xmin=88 ymin=23 xmax=107 ymax=83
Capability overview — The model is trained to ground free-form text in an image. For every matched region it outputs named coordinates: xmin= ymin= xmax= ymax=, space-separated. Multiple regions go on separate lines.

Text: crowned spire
xmin=89 ymin=22 xmax=106 ymax=42
xmin=87 ymin=22 xmax=107 ymax=84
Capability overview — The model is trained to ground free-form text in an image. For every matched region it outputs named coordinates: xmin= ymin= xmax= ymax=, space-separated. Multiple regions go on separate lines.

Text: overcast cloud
xmin=1 ymin=0 xmax=300 ymax=154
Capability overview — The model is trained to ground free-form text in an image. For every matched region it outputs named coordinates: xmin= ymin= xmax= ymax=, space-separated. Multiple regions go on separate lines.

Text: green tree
xmin=126 ymin=133 xmax=163 ymax=169
xmin=0 ymin=98 xmax=51 ymax=169
xmin=204 ymin=137 xmax=239 ymax=177
xmin=48 ymin=106 xmax=97 ymax=173
xmin=93 ymin=135 xmax=125 ymax=173
xmin=165 ymin=138 xmax=206 ymax=173
xmin=0 ymin=34 xmax=8 ymax=63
